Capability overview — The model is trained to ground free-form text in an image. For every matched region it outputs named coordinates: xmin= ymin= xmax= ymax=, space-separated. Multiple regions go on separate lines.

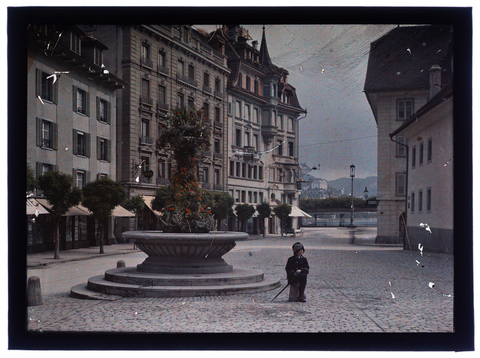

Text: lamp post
xmin=349 ymin=164 xmax=355 ymax=227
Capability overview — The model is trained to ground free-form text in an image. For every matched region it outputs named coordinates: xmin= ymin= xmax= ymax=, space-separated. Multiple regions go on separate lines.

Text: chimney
xmin=429 ymin=64 xmax=442 ymax=98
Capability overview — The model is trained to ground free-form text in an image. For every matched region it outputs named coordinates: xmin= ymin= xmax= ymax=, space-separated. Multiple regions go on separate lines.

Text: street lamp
xmin=349 ymin=164 xmax=355 ymax=227
xmin=363 ymin=187 xmax=369 ymax=200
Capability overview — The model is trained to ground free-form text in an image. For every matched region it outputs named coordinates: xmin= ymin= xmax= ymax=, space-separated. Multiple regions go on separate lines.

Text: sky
xmin=197 ymin=24 xmax=397 ymax=181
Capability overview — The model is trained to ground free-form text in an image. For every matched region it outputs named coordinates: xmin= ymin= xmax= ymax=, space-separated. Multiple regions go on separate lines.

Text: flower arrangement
xmin=156 ymin=107 xmax=214 ymax=233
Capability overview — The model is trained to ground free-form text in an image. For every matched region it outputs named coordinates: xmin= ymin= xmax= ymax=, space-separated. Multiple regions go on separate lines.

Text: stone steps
xmin=70 ymin=266 xmax=281 ymax=299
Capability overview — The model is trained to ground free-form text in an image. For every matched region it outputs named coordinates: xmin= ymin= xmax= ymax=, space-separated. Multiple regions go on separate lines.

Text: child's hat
xmin=292 ymin=242 xmax=305 ymax=253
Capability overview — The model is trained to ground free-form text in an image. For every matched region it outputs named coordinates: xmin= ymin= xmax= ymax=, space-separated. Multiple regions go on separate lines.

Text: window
xmin=235 ymin=128 xmax=242 ymax=147
xmin=214 ymin=107 xmax=221 ymax=123
xmin=235 ymin=101 xmax=242 ymax=118
xmin=278 ymin=115 xmax=284 ymax=130
xmin=203 ymin=102 xmax=210 ymax=119
xmin=396 ymin=136 xmax=407 ymax=157
xmin=253 ymin=108 xmax=259 ymax=123
xmin=158 ymin=51 xmax=166 ymax=71
xmin=427 ymin=187 xmax=432 ymax=212
xmin=36 ymin=118 xmax=57 ymax=150
xmin=411 ymin=192 xmax=415 ymax=213
xmin=253 ymin=134 xmax=259 ymax=150
xmin=259 ymin=166 xmax=264 ymax=180
xmin=254 ymin=80 xmax=259 ymax=94
xmin=75 ymin=170 xmax=86 ymax=189
xmin=427 ymin=137 xmax=432 ymax=163
xmin=141 ymin=43 xmax=151 ymax=66
xmin=242 ymin=163 xmax=246 ymax=178
xmin=395 ymin=172 xmax=406 ymax=196
xmin=246 ymin=76 xmax=251 ymax=91
xmin=203 ymin=72 xmax=210 ymax=88
xmin=419 ymin=142 xmax=424 ymax=166
xmin=397 ymin=99 xmax=413 ymax=121
xmin=230 ymin=161 xmax=235 ymax=176
xmin=97 ymin=137 xmax=111 ymax=162
xmin=73 ymin=86 xmax=89 ymax=115
xmin=245 ymin=131 xmax=251 ymax=147
xmin=418 ymin=190 xmax=423 ymax=212
xmin=288 ymin=142 xmax=294 ymax=157
xmin=93 ymin=46 xmax=103 ymax=66
xmin=245 ymin=104 xmax=251 ymax=121
xmin=188 ymin=64 xmax=195 ymax=81
xmin=70 ymin=32 xmax=81 ymax=55
xmin=215 ymin=78 xmax=221 ymax=95
xmin=74 ymin=130 xmax=90 ymax=157
xmin=36 ymin=69 xmax=57 ymax=103
xmin=236 ymin=162 xmax=241 ymax=177
xmin=36 ymin=162 xmax=57 ymax=179
xmin=277 ymin=140 xmax=283 ymax=156
xmin=158 ymin=85 xmax=166 ymax=105
xmin=238 ymin=73 xmax=243 ymax=87
xmin=97 ymin=97 xmax=110 ymax=123
xmin=141 ymin=79 xmax=150 ymax=102
xmin=412 ymin=145 xmax=416 ymax=169
xmin=188 ymin=97 xmax=195 ymax=111
xmin=141 ymin=119 xmax=150 ymax=139
xmin=177 ymin=59 xmax=185 ymax=77
xmin=177 ymin=93 xmax=185 ymax=109
xmin=288 ymin=117 xmax=294 ymax=132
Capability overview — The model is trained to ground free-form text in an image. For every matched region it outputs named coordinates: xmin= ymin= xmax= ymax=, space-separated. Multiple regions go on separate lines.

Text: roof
xmin=364 ymin=25 xmax=453 ymax=93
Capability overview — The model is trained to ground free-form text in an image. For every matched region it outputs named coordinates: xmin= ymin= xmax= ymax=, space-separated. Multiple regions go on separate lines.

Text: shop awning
xmin=112 ymin=205 xmax=135 ymax=217
xmin=26 ymin=198 xmax=50 ymax=216
xmin=36 ymin=199 xmax=91 ymax=216
xmin=143 ymin=195 xmax=163 ymax=216
xmin=289 ymin=205 xmax=312 ymax=218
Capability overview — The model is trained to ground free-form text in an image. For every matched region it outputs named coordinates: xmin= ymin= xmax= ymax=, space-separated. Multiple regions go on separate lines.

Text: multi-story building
xmin=208 ymin=25 xmax=307 ymax=234
xmin=364 ymin=25 xmax=453 ymax=245
xmin=27 ymin=25 xmax=125 ymax=252
xmin=80 ymin=25 xmax=231 ymax=230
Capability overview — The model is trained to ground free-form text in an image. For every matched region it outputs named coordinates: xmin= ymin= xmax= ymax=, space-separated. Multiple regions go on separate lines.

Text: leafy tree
xmin=82 ymin=178 xmax=126 ymax=254
xmin=235 ymin=203 xmax=255 ymax=232
xmin=123 ymin=195 xmax=145 ymax=230
xmin=27 ymin=163 xmax=37 ymax=193
xmin=256 ymin=201 xmax=271 ymax=237
xmin=273 ymin=203 xmax=292 ymax=236
xmin=38 ymin=171 xmax=82 ymax=259
xmin=202 ymin=190 xmax=234 ymax=230
xmin=151 ymin=186 xmax=170 ymax=213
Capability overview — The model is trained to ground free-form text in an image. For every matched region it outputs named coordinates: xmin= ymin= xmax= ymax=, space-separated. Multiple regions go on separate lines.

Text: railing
xmin=157 ymin=102 xmax=169 ymax=111
xmin=141 ymin=57 xmax=153 ymax=68
xmin=140 ymin=96 xmax=153 ymax=106
xmin=157 ymin=64 xmax=169 ymax=75
xmin=176 ymin=73 xmax=198 ymax=87
xmin=203 ymin=86 xmax=212 ymax=94
xmin=140 ymin=136 xmax=154 ymax=145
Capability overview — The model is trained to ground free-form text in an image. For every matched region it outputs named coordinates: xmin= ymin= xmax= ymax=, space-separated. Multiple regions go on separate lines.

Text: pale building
xmin=364 ymin=25 xmax=453 ymax=244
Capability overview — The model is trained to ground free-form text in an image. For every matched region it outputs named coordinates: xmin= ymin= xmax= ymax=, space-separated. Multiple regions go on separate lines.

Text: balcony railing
xmin=157 ymin=64 xmax=169 ymax=75
xmin=140 ymin=57 xmax=153 ymax=68
xmin=140 ymin=136 xmax=154 ymax=145
xmin=176 ymin=73 xmax=198 ymax=87
xmin=157 ymin=102 xmax=169 ymax=112
xmin=203 ymin=86 xmax=212 ymax=94
xmin=140 ymin=96 xmax=153 ymax=106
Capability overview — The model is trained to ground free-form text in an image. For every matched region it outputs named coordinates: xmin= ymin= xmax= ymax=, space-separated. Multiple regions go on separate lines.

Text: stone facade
xmin=208 ymin=26 xmax=306 ymax=234
xmin=81 ymin=25 xmax=231 ymax=229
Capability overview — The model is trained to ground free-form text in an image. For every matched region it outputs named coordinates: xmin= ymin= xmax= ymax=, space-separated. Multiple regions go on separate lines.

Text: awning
xmin=143 ymin=195 xmax=163 ymax=216
xmin=112 ymin=205 xmax=135 ymax=217
xmin=36 ymin=199 xmax=91 ymax=216
xmin=289 ymin=205 xmax=312 ymax=218
xmin=26 ymin=198 xmax=50 ymax=216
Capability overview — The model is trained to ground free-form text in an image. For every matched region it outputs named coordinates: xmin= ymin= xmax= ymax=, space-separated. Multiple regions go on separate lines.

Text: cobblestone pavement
xmin=26 ymin=228 xmax=454 ymax=334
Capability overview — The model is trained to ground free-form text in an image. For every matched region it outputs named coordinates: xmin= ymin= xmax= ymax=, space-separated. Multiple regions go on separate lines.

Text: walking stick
xmin=271 ymin=283 xmax=290 ymax=302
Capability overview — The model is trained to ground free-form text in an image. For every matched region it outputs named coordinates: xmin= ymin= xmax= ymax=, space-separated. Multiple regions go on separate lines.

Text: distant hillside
xmin=327 ymin=176 xmax=377 ymax=197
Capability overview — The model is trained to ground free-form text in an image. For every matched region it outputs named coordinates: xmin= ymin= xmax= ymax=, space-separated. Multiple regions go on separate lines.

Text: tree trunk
xmin=99 ymin=221 xmax=104 ymax=254
xmin=54 ymin=216 xmax=60 ymax=259
xmin=262 ymin=218 xmax=266 ymax=237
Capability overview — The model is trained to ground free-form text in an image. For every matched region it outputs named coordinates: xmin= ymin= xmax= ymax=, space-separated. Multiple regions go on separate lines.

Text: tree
xmin=273 ymin=203 xmax=292 ymax=236
xmin=38 ymin=171 xmax=82 ymax=259
xmin=27 ymin=163 xmax=37 ymax=193
xmin=256 ymin=201 xmax=271 ymax=237
xmin=123 ymin=195 xmax=145 ymax=230
xmin=82 ymin=178 xmax=126 ymax=254
xmin=203 ymin=190 xmax=234 ymax=230
xmin=235 ymin=203 xmax=255 ymax=232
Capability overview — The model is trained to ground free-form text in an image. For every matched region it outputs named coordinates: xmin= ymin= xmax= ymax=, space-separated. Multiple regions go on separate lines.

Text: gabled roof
xmin=364 ymin=25 xmax=453 ymax=93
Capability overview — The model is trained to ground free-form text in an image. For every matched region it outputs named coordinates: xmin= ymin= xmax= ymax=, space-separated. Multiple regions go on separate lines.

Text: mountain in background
xmin=327 ymin=176 xmax=377 ymax=198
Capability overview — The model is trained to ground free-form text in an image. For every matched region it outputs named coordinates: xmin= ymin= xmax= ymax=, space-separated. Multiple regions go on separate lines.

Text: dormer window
xmin=93 ymin=46 xmax=103 ymax=66
xmin=70 ymin=32 xmax=81 ymax=55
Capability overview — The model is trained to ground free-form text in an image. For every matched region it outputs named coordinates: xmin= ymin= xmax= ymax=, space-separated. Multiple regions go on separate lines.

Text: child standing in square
xmin=285 ymin=242 xmax=310 ymax=302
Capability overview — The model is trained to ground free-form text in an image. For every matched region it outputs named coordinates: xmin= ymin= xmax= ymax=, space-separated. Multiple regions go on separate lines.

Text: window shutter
xmin=85 ymin=133 xmax=91 ymax=158
xmin=107 ymin=139 xmax=111 ymax=162
xmin=52 ymin=79 xmax=58 ymax=104
xmin=72 ymin=168 xmax=77 ymax=186
xmin=72 ymin=130 xmax=77 ymax=155
xmin=85 ymin=91 xmax=90 ymax=116
xmin=72 ymin=86 xmax=77 ymax=112
xmin=36 ymin=162 xmax=42 ymax=179
xmin=96 ymin=97 xmax=100 ymax=121
xmin=106 ymin=101 xmax=111 ymax=124
xmin=36 ymin=118 xmax=42 ymax=147
xmin=36 ymin=69 xmax=42 ymax=98
xmin=52 ymin=122 xmax=58 ymax=150
xmin=96 ymin=136 xmax=100 ymax=160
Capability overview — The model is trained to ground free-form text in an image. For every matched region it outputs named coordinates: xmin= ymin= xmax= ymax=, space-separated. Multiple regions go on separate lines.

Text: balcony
xmin=176 ymin=73 xmax=197 ymax=88
xmin=156 ymin=102 xmax=169 ymax=112
xmin=203 ymin=86 xmax=212 ymax=94
xmin=157 ymin=64 xmax=169 ymax=75
xmin=140 ymin=136 xmax=154 ymax=145
xmin=140 ymin=57 xmax=153 ymax=68
xmin=213 ymin=152 xmax=223 ymax=160
xmin=261 ymin=125 xmax=277 ymax=144
xmin=140 ymin=96 xmax=153 ymax=106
